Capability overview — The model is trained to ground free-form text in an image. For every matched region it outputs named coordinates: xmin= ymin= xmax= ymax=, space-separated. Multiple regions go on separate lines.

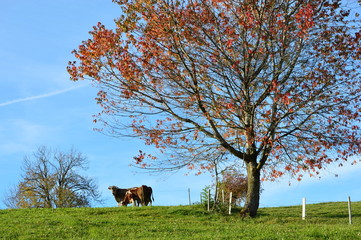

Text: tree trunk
xmin=240 ymin=161 xmax=261 ymax=218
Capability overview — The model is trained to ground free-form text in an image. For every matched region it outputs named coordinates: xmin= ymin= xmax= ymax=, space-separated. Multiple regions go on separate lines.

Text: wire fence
xmin=186 ymin=188 xmax=357 ymax=223
xmin=106 ymin=186 xmax=358 ymax=223
xmin=300 ymin=196 xmax=354 ymax=224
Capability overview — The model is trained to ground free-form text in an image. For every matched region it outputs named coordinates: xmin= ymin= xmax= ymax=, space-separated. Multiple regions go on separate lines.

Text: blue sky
xmin=1 ymin=0 xmax=360 ymax=209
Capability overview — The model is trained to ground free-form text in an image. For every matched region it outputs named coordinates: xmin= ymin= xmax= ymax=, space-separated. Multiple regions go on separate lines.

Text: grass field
xmin=0 ymin=202 xmax=360 ymax=239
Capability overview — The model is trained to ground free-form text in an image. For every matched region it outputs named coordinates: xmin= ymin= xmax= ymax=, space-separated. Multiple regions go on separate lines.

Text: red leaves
xmin=187 ymin=163 xmax=195 ymax=170
xmin=67 ymin=61 xmax=80 ymax=81
xmin=133 ymin=150 xmax=156 ymax=168
xmin=133 ymin=150 xmax=145 ymax=164
xmin=271 ymin=169 xmax=284 ymax=178
xmin=226 ymin=39 xmax=234 ymax=48
xmin=284 ymin=165 xmax=292 ymax=171
xmin=226 ymin=102 xmax=235 ymax=110
xmin=69 ymin=0 xmax=361 ymax=183
xmin=281 ymin=92 xmax=291 ymax=105
xmin=295 ymin=3 xmax=315 ymax=37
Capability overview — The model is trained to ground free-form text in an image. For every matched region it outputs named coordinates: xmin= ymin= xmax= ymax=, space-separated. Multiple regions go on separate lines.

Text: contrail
xmin=0 ymin=84 xmax=88 ymax=107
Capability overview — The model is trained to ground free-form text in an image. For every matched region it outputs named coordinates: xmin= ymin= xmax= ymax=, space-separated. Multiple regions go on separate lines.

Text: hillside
xmin=0 ymin=202 xmax=360 ymax=239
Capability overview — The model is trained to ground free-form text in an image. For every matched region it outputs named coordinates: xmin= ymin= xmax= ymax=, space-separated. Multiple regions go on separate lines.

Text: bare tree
xmin=3 ymin=146 xmax=101 ymax=208
xmin=3 ymin=185 xmax=20 ymax=209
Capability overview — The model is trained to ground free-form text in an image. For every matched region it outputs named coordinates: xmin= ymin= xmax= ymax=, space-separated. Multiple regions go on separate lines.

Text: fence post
xmin=302 ymin=197 xmax=306 ymax=220
xmin=188 ymin=188 xmax=191 ymax=206
xmin=207 ymin=189 xmax=210 ymax=212
xmin=228 ymin=192 xmax=233 ymax=215
xmin=348 ymin=196 xmax=352 ymax=224
xmin=222 ymin=190 xmax=225 ymax=204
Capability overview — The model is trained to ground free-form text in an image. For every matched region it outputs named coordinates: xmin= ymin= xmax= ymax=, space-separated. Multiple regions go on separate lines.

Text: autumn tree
xmin=68 ymin=0 xmax=361 ymax=217
xmin=4 ymin=146 xmax=101 ymax=208
xmin=202 ymin=167 xmax=247 ymax=212
xmin=219 ymin=168 xmax=248 ymax=206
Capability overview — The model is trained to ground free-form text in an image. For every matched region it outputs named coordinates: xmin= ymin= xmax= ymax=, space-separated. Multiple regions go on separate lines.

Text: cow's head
xmin=108 ymin=186 xmax=118 ymax=194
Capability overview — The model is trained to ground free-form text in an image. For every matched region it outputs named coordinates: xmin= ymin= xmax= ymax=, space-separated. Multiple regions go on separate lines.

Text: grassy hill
xmin=0 ymin=202 xmax=360 ymax=239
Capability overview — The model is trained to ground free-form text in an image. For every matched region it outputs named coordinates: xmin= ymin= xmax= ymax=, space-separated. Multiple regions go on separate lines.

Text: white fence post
xmin=348 ymin=196 xmax=352 ymax=224
xmin=302 ymin=197 xmax=306 ymax=220
xmin=228 ymin=192 xmax=233 ymax=215
xmin=207 ymin=189 xmax=210 ymax=212
xmin=188 ymin=188 xmax=191 ymax=206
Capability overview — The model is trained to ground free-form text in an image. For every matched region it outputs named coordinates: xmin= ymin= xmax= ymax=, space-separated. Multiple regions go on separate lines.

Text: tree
xmin=4 ymin=146 xmax=101 ymax=208
xmin=202 ymin=167 xmax=247 ymax=212
xmin=68 ymin=0 xmax=361 ymax=217
xmin=3 ymin=185 xmax=19 ymax=209
xmin=219 ymin=168 xmax=248 ymax=206
xmin=203 ymin=152 xmax=247 ymax=206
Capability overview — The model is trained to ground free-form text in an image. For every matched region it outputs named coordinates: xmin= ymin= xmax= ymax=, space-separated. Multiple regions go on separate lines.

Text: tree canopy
xmin=68 ymin=0 xmax=361 ymax=216
xmin=4 ymin=147 xmax=101 ymax=209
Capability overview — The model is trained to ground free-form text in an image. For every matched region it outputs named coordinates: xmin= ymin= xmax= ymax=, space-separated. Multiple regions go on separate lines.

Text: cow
xmin=121 ymin=185 xmax=154 ymax=206
xmin=121 ymin=189 xmax=141 ymax=207
xmin=108 ymin=186 xmax=129 ymax=206
xmin=142 ymin=185 xmax=154 ymax=206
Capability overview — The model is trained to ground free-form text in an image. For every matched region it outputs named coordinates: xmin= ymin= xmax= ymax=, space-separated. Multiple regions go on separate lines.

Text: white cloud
xmin=0 ymin=84 xmax=87 ymax=107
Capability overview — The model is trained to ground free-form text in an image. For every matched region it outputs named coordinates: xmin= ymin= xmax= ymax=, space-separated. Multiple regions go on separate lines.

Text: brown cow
xmin=108 ymin=186 xmax=130 ymax=206
xmin=122 ymin=185 xmax=154 ymax=206
xmin=121 ymin=190 xmax=141 ymax=206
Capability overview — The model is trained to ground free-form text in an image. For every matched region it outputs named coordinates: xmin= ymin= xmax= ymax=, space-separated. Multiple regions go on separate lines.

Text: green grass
xmin=0 ymin=202 xmax=360 ymax=239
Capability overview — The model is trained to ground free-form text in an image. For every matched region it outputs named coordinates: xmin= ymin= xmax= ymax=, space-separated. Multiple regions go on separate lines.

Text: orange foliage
xmin=69 ymin=0 xmax=361 ymax=183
